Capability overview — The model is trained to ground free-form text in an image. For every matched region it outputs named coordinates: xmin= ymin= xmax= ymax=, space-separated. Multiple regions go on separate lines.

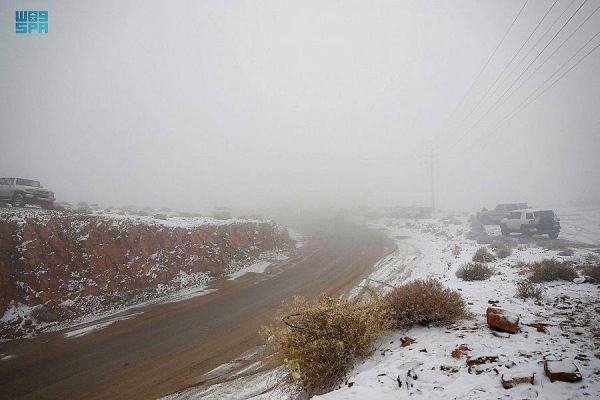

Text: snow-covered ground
xmin=173 ymin=207 xmax=600 ymax=399
xmin=0 ymin=206 xmax=272 ymax=231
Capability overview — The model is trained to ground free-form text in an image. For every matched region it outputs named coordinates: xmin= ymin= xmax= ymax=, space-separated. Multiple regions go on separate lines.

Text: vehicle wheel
xmin=41 ymin=202 xmax=54 ymax=210
xmin=500 ymin=224 xmax=509 ymax=237
xmin=482 ymin=215 xmax=491 ymax=225
xmin=520 ymin=227 xmax=532 ymax=238
xmin=548 ymin=232 xmax=559 ymax=239
xmin=12 ymin=193 xmax=25 ymax=208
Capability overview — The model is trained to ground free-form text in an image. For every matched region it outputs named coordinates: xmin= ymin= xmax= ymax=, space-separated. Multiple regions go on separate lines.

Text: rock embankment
xmin=0 ymin=210 xmax=292 ymax=338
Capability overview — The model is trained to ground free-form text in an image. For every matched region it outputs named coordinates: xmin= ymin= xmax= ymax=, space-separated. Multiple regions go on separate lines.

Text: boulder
xmin=502 ymin=371 xmax=535 ymax=389
xmin=544 ymin=361 xmax=582 ymax=383
xmin=486 ymin=307 xmax=519 ymax=334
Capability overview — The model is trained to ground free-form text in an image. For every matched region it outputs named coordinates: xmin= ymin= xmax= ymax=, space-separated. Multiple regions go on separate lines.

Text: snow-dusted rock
xmin=501 ymin=371 xmax=535 ymax=389
xmin=544 ymin=361 xmax=582 ymax=383
xmin=486 ymin=307 xmax=519 ymax=334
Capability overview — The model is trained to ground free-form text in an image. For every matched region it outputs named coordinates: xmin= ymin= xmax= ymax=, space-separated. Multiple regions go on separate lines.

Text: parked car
xmin=477 ymin=203 xmax=529 ymax=224
xmin=0 ymin=177 xmax=55 ymax=209
xmin=500 ymin=209 xmax=561 ymax=239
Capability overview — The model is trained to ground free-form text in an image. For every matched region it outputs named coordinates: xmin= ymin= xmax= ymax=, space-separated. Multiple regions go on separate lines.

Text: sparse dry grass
xmin=493 ymin=244 xmax=512 ymax=259
xmin=491 ymin=237 xmax=515 ymax=259
xmin=452 ymin=245 xmax=461 ymax=258
xmin=558 ymin=248 xmax=574 ymax=256
xmin=472 ymin=246 xmax=496 ymax=263
xmin=515 ymin=280 xmax=546 ymax=300
xmin=261 ymin=294 xmax=390 ymax=396
xmin=456 ymin=262 xmax=495 ymax=281
xmin=383 ymin=278 xmax=469 ymax=329
xmin=527 ymin=258 xmax=578 ymax=282
xmin=580 ymin=253 xmax=600 ymax=283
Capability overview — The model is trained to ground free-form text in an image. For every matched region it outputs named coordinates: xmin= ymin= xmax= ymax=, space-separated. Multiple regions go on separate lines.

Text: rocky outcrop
xmin=0 ymin=210 xmax=292 ymax=333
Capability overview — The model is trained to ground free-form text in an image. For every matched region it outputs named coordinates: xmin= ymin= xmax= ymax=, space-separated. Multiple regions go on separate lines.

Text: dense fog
xmin=2 ymin=0 xmax=599 ymax=213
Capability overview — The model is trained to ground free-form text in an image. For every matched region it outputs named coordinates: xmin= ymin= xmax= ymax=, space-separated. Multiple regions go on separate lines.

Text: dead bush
xmin=580 ymin=254 xmax=600 ymax=282
xmin=527 ymin=258 xmax=578 ymax=282
xmin=515 ymin=280 xmax=546 ymax=300
xmin=581 ymin=264 xmax=600 ymax=283
xmin=558 ymin=248 xmax=574 ymax=256
xmin=493 ymin=244 xmax=512 ymax=259
xmin=452 ymin=245 xmax=461 ymax=258
xmin=383 ymin=278 xmax=469 ymax=329
xmin=31 ymin=305 xmax=61 ymax=323
xmin=491 ymin=238 xmax=515 ymax=259
xmin=261 ymin=294 xmax=390 ymax=396
xmin=472 ymin=246 xmax=496 ymax=263
xmin=456 ymin=262 xmax=495 ymax=281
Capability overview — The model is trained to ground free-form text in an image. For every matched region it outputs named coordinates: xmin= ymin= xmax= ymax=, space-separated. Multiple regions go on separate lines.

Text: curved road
xmin=0 ymin=219 xmax=394 ymax=399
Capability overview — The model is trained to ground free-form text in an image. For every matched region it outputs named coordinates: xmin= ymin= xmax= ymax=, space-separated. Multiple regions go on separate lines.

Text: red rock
xmin=466 ymin=355 xmax=498 ymax=367
xmin=544 ymin=361 xmax=582 ymax=383
xmin=501 ymin=371 xmax=535 ymax=389
xmin=486 ymin=307 xmax=519 ymax=334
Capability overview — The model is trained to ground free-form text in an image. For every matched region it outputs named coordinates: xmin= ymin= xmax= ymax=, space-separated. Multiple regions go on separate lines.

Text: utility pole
xmin=429 ymin=147 xmax=435 ymax=214
xmin=419 ymin=146 xmax=439 ymax=215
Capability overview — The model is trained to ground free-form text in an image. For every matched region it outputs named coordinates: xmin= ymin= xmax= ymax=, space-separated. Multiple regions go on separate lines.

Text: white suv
xmin=0 ymin=177 xmax=55 ymax=209
xmin=500 ymin=209 xmax=561 ymax=239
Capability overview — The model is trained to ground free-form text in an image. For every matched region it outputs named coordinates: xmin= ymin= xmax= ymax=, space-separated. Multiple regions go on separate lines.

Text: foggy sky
xmin=1 ymin=0 xmax=599 ymax=213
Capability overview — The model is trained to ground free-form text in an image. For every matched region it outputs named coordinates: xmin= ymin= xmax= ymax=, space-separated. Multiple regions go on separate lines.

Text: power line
xmin=451 ymin=0 xmax=590 ymax=149
xmin=490 ymin=0 xmax=577 ymax=107
xmin=468 ymin=33 xmax=600 ymax=150
xmin=431 ymin=0 xmax=528 ymax=144
xmin=488 ymin=4 xmax=600 ymax=118
xmin=440 ymin=0 xmax=557 ymax=147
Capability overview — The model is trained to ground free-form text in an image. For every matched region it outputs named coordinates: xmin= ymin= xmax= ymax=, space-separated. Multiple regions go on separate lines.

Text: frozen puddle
xmin=64 ymin=312 xmax=142 ymax=338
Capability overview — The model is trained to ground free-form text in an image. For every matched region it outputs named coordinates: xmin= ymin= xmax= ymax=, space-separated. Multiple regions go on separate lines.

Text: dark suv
xmin=0 ymin=178 xmax=55 ymax=209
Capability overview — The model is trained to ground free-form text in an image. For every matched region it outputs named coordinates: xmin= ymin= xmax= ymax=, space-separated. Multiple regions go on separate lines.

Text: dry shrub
xmin=383 ymin=278 xmax=468 ymax=329
xmin=493 ymin=244 xmax=512 ymax=259
xmin=456 ymin=262 xmax=495 ymax=281
xmin=558 ymin=248 xmax=574 ymax=256
xmin=472 ymin=246 xmax=496 ymax=263
xmin=491 ymin=237 xmax=515 ymax=258
xmin=515 ymin=280 xmax=546 ymax=300
xmin=582 ymin=264 xmax=600 ymax=283
xmin=30 ymin=305 xmax=61 ymax=323
xmin=452 ymin=245 xmax=461 ymax=258
xmin=580 ymin=253 xmax=600 ymax=282
xmin=261 ymin=294 xmax=390 ymax=396
xmin=527 ymin=258 xmax=578 ymax=282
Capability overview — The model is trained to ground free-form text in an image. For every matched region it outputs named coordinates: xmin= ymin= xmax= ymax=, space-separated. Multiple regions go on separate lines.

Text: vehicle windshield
xmin=534 ymin=210 xmax=555 ymax=218
xmin=16 ymin=178 xmax=41 ymax=187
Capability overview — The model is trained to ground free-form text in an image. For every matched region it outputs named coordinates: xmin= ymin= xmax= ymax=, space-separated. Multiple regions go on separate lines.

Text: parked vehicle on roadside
xmin=477 ymin=203 xmax=529 ymax=225
xmin=0 ymin=177 xmax=55 ymax=209
xmin=500 ymin=209 xmax=561 ymax=239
